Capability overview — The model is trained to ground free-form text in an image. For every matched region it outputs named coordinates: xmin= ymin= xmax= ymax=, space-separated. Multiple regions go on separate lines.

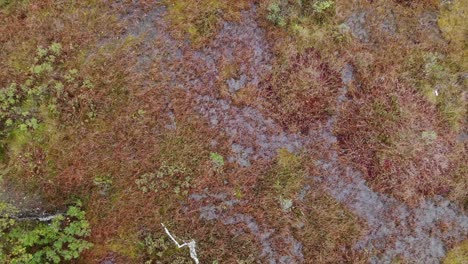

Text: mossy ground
xmin=444 ymin=240 xmax=468 ymax=264
xmin=163 ymin=0 xmax=250 ymax=47
xmin=256 ymin=0 xmax=467 ymax=206
xmin=255 ymin=149 xmax=366 ymax=262
xmin=1 ymin=0 xmax=466 ymax=263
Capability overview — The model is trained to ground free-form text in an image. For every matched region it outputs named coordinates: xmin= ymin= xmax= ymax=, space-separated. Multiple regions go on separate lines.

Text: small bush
xmin=267 ymin=3 xmax=286 ymax=27
xmin=0 ymin=43 xmax=95 ymax=140
xmin=312 ymin=0 xmax=334 ymax=13
xmin=93 ymin=175 xmax=113 ymax=195
xmin=0 ymin=202 xmax=92 ymax=263
xmin=136 ymin=163 xmax=191 ymax=196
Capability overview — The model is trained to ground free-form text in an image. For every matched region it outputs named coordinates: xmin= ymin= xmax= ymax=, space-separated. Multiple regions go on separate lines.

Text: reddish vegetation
xmin=261 ymin=48 xmax=342 ymax=134
xmin=1 ymin=0 xmax=467 ymax=263
xmin=334 ymin=42 xmax=465 ymax=203
xmin=278 ymin=0 xmax=466 ymax=207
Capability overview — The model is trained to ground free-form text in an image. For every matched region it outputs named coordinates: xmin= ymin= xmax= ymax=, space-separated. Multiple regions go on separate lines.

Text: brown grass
xmin=331 ymin=6 xmax=465 ymax=204
xmin=336 ymin=72 xmax=463 ymax=203
xmin=254 ymin=0 xmax=467 ymax=208
xmin=260 ymin=48 xmax=342 ymax=134
xmin=162 ymin=0 xmax=251 ymax=47
xmin=1 ymin=0 xmax=466 ymax=263
xmin=251 ymin=151 xmax=367 ymax=263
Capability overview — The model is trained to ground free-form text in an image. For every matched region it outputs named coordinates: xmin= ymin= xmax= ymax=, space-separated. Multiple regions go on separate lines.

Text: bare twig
xmin=161 ymin=223 xmax=199 ymax=264
xmin=1 ymin=213 xmax=61 ymax=222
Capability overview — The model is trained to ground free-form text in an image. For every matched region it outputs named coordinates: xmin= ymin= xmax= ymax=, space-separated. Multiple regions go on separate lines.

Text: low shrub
xmin=0 ymin=202 xmax=92 ymax=263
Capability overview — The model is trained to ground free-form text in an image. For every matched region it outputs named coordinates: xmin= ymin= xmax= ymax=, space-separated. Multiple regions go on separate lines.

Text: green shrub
xmin=404 ymin=52 xmax=466 ymax=131
xmin=136 ymin=163 xmax=191 ymax=196
xmin=0 ymin=44 xmax=59 ymax=136
xmin=312 ymin=0 xmax=334 ymax=13
xmin=93 ymin=175 xmax=113 ymax=195
xmin=266 ymin=0 xmax=335 ymax=27
xmin=0 ymin=43 xmax=94 ymax=139
xmin=209 ymin=152 xmax=224 ymax=170
xmin=0 ymin=202 xmax=93 ymax=263
xmin=267 ymin=3 xmax=286 ymax=27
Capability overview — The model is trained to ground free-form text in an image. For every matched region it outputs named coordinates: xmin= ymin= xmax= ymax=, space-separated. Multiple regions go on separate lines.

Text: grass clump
xmin=0 ymin=0 xmax=28 ymax=13
xmin=265 ymin=0 xmax=335 ymax=27
xmin=403 ymin=51 xmax=466 ymax=132
xmin=0 ymin=202 xmax=92 ymax=263
xmin=163 ymin=0 xmax=249 ymax=47
xmin=449 ymin=164 xmax=468 ymax=211
xmin=336 ymin=77 xmax=465 ymax=203
xmin=269 ymin=149 xmax=304 ymax=211
xmin=326 ymin=1 xmax=467 ymax=204
xmin=261 ymin=48 xmax=341 ymax=133
xmin=295 ymin=191 xmax=364 ymax=262
xmin=443 ymin=240 xmax=468 ymax=264
xmin=272 ymin=148 xmax=304 ymax=197
xmin=134 ymin=123 xmax=217 ymax=199
xmin=257 ymin=150 xmax=365 ymax=262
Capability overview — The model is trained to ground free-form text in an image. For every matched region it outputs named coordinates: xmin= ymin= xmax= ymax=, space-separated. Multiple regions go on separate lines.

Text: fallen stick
xmin=1 ymin=213 xmax=62 ymax=222
xmin=161 ymin=223 xmax=199 ymax=264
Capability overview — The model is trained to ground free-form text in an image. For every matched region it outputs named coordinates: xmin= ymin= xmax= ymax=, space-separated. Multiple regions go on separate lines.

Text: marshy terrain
xmin=0 ymin=0 xmax=467 ymax=263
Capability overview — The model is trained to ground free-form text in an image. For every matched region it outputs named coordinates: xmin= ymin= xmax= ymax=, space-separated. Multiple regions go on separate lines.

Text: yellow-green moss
xmin=272 ymin=148 xmax=305 ymax=197
xmin=163 ymin=0 xmax=248 ymax=46
xmin=108 ymin=237 xmax=140 ymax=260
xmin=444 ymin=240 xmax=468 ymax=264
xmin=439 ymin=0 xmax=468 ymax=68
